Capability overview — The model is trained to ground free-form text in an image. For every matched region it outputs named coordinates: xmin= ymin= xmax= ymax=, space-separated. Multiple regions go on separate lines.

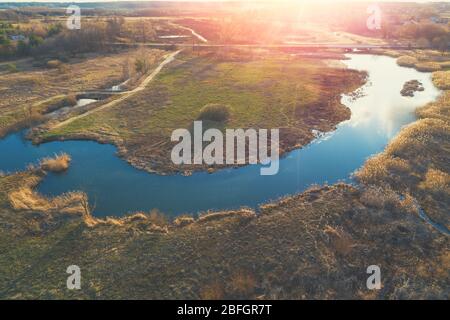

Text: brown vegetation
xmin=40 ymin=153 xmax=71 ymax=172
xmin=397 ymin=56 xmax=418 ymax=67
xmin=432 ymin=71 xmax=450 ymax=90
xmin=415 ymin=62 xmax=442 ymax=72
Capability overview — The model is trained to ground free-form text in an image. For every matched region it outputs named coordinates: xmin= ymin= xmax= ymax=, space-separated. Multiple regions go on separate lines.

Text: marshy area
xmin=0 ymin=1 xmax=449 ymax=300
xmin=0 ymin=49 xmax=448 ymax=300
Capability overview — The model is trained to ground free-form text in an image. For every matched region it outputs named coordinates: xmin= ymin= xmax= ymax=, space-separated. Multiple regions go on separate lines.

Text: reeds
xmin=40 ymin=153 xmax=71 ymax=172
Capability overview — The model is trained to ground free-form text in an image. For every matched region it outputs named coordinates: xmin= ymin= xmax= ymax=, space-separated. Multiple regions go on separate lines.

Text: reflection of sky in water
xmin=343 ymin=54 xmax=440 ymax=139
xmin=0 ymin=54 xmax=441 ymax=217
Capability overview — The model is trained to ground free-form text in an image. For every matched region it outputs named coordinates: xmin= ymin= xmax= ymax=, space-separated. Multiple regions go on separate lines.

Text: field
xmin=0 ymin=48 xmax=166 ymax=136
xmin=35 ymin=49 xmax=365 ymax=173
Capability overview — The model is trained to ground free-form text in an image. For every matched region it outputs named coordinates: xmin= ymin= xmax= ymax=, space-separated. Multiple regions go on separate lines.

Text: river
xmin=0 ymin=54 xmax=441 ymax=218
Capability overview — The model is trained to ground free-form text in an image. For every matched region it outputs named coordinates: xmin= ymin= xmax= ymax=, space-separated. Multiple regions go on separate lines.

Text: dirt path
xmin=170 ymin=22 xmax=208 ymax=43
xmin=53 ymin=50 xmax=181 ymax=129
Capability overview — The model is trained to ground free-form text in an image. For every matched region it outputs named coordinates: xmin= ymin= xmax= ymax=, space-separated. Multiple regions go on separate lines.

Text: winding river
xmin=0 ymin=54 xmax=442 ymax=218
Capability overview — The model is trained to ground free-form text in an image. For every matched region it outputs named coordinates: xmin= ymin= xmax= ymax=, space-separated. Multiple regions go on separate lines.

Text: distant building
xmin=10 ymin=35 xmax=26 ymax=41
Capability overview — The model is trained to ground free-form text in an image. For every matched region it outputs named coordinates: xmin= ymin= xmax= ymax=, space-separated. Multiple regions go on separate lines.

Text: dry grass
xmin=0 ymin=173 xmax=448 ymax=299
xmin=359 ymin=185 xmax=401 ymax=209
xmin=356 ymin=95 xmax=450 ymax=228
xmin=415 ymin=62 xmax=442 ymax=72
xmin=419 ymin=168 xmax=450 ymax=194
xmin=397 ymin=56 xmax=418 ymax=67
xmin=148 ymin=209 xmax=169 ymax=227
xmin=416 ymin=91 xmax=450 ymax=122
xmin=396 ymin=52 xmax=446 ymax=72
xmin=8 ymin=187 xmax=86 ymax=215
xmin=40 ymin=153 xmax=71 ymax=172
xmin=324 ymin=225 xmax=355 ymax=257
xmin=439 ymin=61 xmax=450 ymax=69
xmin=230 ymin=270 xmax=256 ymax=298
xmin=355 ymin=153 xmax=411 ymax=187
xmin=197 ymin=209 xmax=255 ymax=224
xmin=432 ymin=71 xmax=450 ymax=90
xmin=200 ymin=281 xmax=225 ymax=300
xmin=173 ymin=215 xmax=195 ymax=227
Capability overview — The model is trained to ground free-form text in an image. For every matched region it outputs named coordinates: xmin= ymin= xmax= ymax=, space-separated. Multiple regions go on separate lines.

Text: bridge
xmin=108 ymin=42 xmax=423 ymax=51
xmin=77 ymin=90 xmax=124 ymax=100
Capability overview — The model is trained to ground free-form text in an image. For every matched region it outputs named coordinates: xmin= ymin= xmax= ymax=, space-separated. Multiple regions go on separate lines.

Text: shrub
xmin=40 ymin=153 xmax=71 ymax=172
xmin=197 ymin=103 xmax=231 ymax=122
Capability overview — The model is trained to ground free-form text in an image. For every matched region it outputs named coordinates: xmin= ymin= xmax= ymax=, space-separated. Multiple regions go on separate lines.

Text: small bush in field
xmin=197 ymin=103 xmax=231 ymax=122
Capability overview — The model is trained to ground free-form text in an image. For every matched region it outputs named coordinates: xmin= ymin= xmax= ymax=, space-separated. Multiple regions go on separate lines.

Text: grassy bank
xmin=355 ymin=50 xmax=450 ymax=230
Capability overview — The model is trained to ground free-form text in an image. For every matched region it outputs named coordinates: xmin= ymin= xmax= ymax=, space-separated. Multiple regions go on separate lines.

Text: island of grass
xmin=35 ymin=50 xmax=366 ymax=174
